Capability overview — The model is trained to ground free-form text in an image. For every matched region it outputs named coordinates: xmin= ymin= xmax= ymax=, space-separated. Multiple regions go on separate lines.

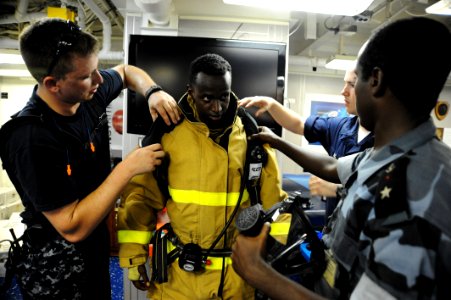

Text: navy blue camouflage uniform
xmin=320 ymin=118 xmax=451 ymax=299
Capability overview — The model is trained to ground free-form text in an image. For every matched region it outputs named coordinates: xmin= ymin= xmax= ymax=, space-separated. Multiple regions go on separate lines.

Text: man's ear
xmin=43 ymin=76 xmax=59 ymax=93
xmin=371 ymin=67 xmax=386 ymax=97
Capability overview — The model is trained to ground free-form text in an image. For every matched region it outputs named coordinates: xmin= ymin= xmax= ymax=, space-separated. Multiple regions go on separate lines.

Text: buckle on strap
xmin=151 ymin=224 xmax=234 ymax=282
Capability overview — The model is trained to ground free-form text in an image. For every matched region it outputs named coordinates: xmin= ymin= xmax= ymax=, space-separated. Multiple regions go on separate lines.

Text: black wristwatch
xmin=336 ymin=185 xmax=346 ymax=199
xmin=145 ymin=84 xmax=163 ymax=100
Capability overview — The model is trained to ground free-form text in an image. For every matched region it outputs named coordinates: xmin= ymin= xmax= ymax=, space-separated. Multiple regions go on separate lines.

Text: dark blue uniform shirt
xmin=304 ymin=114 xmax=374 ymax=159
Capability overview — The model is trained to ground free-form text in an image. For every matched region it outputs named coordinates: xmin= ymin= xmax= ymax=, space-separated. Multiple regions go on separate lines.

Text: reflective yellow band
xmin=173 ymin=257 xmax=232 ymax=270
xmin=169 ymin=187 xmax=249 ymax=206
xmin=270 ymin=222 xmax=290 ymax=236
xmin=117 ymin=230 xmax=152 ymax=244
xmin=166 ymin=241 xmax=231 ymax=270
xmin=205 ymin=257 xmax=232 ymax=270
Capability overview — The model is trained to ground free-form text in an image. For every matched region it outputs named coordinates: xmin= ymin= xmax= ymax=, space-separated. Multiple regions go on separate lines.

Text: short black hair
xmin=19 ymin=18 xmax=99 ymax=82
xmin=189 ymin=53 xmax=232 ymax=85
xmin=358 ymin=17 xmax=451 ymax=120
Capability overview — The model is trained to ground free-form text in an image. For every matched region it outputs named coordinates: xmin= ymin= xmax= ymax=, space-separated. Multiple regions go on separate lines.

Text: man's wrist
xmin=145 ymin=84 xmax=163 ymax=101
xmin=336 ymin=184 xmax=346 ymax=199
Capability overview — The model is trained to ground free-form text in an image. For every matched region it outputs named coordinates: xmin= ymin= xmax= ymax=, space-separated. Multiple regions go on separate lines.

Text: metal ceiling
xmin=1 ymin=0 xmax=450 ymax=74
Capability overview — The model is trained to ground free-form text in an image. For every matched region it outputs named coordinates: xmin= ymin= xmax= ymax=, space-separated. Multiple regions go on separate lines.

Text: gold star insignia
xmin=385 ymin=163 xmax=395 ymax=173
xmin=380 ymin=186 xmax=392 ymax=199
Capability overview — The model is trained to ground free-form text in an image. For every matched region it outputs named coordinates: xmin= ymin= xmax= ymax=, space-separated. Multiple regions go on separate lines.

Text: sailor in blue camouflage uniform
xmin=230 ymin=17 xmax=451 ymax=300
xmin=326 ymin=118 xmax=451 ymax=299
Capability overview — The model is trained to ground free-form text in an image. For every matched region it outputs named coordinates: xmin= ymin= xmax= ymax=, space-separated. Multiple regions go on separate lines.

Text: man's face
xmin=341 ymin=69 xmax=357 ymax=115
xmin=55 ymin=53 xmax=103 ymax=105
xmin=188 ymin=71 xmax=232 ymax=128
xmin=354 ymin=62 xmax=375 ymax=131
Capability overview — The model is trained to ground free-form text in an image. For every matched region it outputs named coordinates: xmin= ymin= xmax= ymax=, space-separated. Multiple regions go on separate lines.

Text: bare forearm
xmin=114 ymin=64 xmax=156 ymax=96
xmin=44 ymin=161 xmax=134 ymax=242
xmin=44 ymin=144 xmax=164 ymax=242
xmin=268 ymin=101 xmax=305 ymax=135
xmin=115 ymin=64 xmax=180 ymax=125
xmin=271 ymin=138 xmax=339 ymax=183
xmin=244 ymin=258 xmax=325 ymax=300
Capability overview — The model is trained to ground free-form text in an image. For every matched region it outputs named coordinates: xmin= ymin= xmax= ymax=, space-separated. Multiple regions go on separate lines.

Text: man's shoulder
xmin=306 ymin=114 xmax=356 ymax=130
xmin=92 ymin=69 xmax=123 ymax=106
xmin=0 ymin=114 xmax=43 ymax=140
xmin=0 ymin=115 xmax=51 ymax=165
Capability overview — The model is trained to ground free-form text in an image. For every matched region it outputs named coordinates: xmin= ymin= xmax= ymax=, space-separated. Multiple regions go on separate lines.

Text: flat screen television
xmin=127 ymin=35 xmax=286 ymax=136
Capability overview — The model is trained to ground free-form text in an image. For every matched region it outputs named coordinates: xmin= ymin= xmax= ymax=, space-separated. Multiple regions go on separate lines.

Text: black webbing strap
xmin=237 ymin=107 xmax=267 ymax=206
xmin=0 ymin=229 xmax=23 ymax=295
xmin=151 ymin=224 xmax=174 ymax=283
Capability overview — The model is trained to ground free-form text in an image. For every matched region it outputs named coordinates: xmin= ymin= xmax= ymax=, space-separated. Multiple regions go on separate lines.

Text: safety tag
xmin=323 ymin=249 xmax=337 ymax=288
xmin=248 ymin=162 xmax=262 ymax=180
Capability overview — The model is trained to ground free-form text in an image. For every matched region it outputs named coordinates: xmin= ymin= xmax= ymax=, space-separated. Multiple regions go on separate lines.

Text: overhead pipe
xmin=0 ymin=0 xmax=46 ymax=25
xmin=82 ymin=0 xmax=123 ymax=61
xmin=134 ymin=0 xmax=172 ymax=26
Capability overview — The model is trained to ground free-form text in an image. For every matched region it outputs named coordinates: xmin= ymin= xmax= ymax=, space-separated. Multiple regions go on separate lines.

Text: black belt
xmin=152 ymin=223 xmax=232 ymax=283
xmin=202 ymin=249 xmax=232 ymax=257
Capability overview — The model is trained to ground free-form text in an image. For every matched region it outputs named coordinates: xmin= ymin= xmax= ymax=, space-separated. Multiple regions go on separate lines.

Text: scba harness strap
xmin=141 ymin=106 xmax=267 ymax=205
xmin=150 ymin=223 xmax=233 ymax=283
xmin=142 ymin=107 xmax=267 ymax=284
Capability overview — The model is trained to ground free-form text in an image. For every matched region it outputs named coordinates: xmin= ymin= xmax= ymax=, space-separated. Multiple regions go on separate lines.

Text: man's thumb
xmin=261 ymin=222 xmax=271 ymax=237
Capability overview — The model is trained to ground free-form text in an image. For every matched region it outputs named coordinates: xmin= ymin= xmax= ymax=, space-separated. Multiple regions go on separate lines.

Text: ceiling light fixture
xmin=0 ymin=53 xmax=25 ymax=65
xmin=425 ymin=0 xmax=451 ymax=15
xmin=325 ymin=55 xmax=356 ymax=71
xmin=223 ymin=0 xmax=374 ymax=16
xmin=0 ymin=69 xmax=32 ymax=77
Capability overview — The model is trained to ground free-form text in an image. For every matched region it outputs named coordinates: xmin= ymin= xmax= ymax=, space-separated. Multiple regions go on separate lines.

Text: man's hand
xmin=231 ymin=222 xmax=271 ymax=286
xmin=309 ymin=175 xmax=338 ymax=198
xmin=148 ymin=90 xmax=181 ymax=126
xmin=123 ymin=143 xmax=165 ymax=176
xmin=249 ymin=126 xmax=281 ymax=148
xmin=232 ymin=223 xmax=326 ymax=300
xmin=130 ymin=264 xmax=151 ymax=291
xmin=238 ymin=96 xmax=276 ymax=117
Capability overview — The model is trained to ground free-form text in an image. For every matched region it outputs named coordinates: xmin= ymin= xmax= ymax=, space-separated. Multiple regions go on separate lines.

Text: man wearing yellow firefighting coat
xmin=117 ymin=53 xmax=288 ymax=299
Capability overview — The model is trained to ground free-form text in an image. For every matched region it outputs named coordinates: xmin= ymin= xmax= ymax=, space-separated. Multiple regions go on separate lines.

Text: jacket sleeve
xmin=260 ymin=144 xmax=291 ymax=243
xmin=117 ymin=171 xmax=166 ymax=268
xmin=260 ymin=144 xmax=288 ymax=210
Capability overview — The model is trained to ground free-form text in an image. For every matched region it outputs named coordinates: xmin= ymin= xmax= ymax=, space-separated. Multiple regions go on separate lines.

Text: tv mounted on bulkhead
xmin=126 ymin=35 xmax=287 ymax=136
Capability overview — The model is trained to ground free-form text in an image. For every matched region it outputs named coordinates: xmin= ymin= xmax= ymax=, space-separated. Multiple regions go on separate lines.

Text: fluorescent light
xmin=0 ymin=69 xmax=32 ymax=77
xmin=0 ymin=53 xmax=25 ymax=65
xmin=223 ymin=0 xmax=373 ymax=16
xmin=426 ymin=0 xmax=451 ymax=15
xmin=325 ymin=55 xmax=356 ymax=71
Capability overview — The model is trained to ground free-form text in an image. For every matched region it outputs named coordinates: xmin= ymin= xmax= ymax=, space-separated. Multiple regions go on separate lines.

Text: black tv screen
xmin=127 ymin=35 xmax=286 ymax=136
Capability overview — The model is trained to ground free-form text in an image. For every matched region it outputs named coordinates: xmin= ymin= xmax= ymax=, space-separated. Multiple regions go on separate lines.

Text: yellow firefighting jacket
xmin=117 ymin=93 xmax=288 ymax=299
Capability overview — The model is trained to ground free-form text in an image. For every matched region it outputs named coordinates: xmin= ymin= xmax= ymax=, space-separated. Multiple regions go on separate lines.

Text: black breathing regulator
xmin=178 ymin=243 xmax=205 ymax=272
xmin=235 ymin=204 xmax=270 ymax=237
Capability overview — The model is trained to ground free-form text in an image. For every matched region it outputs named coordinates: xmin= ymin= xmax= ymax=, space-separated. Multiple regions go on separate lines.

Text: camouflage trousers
xmin=15 ymin=237 xmax=86 ymax=300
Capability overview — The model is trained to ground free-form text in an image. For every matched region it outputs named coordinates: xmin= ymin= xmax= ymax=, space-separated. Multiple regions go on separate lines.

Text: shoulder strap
xmin=140 ymin=116 xmax=178 ymax=199
xmin=141 ymin=108 xmax=267 ymax=205
xmin=237 ymin=107 xmax=268 ymax=206
xmin=140 ymin=116 xmax=177 ymax=148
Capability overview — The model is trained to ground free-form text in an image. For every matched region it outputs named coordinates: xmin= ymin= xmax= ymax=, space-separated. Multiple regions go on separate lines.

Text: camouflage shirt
xmin=324 ymin=118 xmax=451 ymax=299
